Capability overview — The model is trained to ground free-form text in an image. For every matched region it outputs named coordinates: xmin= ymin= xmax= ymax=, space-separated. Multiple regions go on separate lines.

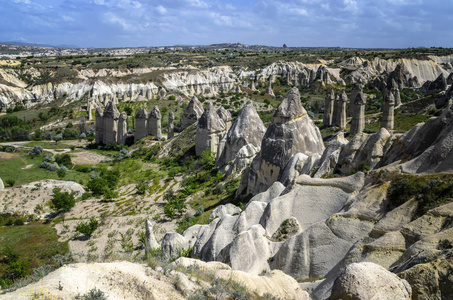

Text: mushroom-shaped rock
xmin=245 ymin=88 xmax=325 ymax=195
xmin=330 ymin=262 xmax=412 ymax=300
xmin=148 ymin=106 xmax=162 ymax=139
xmin=182 ymin=96 xmax=204 ymax=129
xmin=215 ymin=101 xmax=266 ymax=176
xmin=135 ymin=108 xmax=148 ymax=141
xmin=195 ymin=103 xmax=226 ymax=156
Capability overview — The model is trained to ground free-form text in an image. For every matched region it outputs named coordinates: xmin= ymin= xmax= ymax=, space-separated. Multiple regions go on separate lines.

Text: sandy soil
xmin=71 ymin=151 xmax=108 ymax=165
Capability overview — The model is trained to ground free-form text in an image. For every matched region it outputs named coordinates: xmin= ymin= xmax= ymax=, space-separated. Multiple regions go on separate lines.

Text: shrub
xmin=52 ymin=187 xmax=75 ymax=212
xmin=5 ymin=179 xmax=15 ymax=187
xmin=29 ymin=146 xmax=43 ymax=157
xmin=76 ymin=217 xmax=99 ymax=237
xmin=57 ymin=168 xmax=66 ymax=179
xmin=55 ymin=154 xmax=73 ymax=169
xmin=75 ymin=287 xmax=106 ymax=300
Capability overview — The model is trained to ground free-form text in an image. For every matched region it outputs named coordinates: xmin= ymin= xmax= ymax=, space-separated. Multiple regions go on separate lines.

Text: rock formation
xmin=266 ymin=76 xmax=275 ymax=97
xmin=381 ymin=90 xmax=395 ymax=130
xmin=134 ymin=108 xmax=148 ymax=141
xmin=215 ymin=101 xmax=266 ymax=176
xmin=148 ymin=106 xmax=162 ymax=139
xmin=167 ymin=112 xmax=175 ymax=139
xmin=323 ymin=89 xmax=335 ymax=127
xmin=99 ymin=102 xmax=124 ymax=145
xmin=333 ymin=90 xmax=348 ymax=129
xmin=330 ymin=262 xmax=412 ymax=300
xmin=0 ymin=177 xmax=4 ymax=191
xmin=244 ymin=87 xmax=325 ymax=195
xmin=117 ymin=112 xmax=127 ymax=145
xmin=216 ymin=106 xmax=232 ymax=130
xmin=95 ymin=107 xmax=104 ymax=144
xmin=195 ymin=103 xmax=226 ymax=156
xmin=87 ymin=101 xmax=93 ymax=121
xmin=182 ymin=96 xmax=204 ymax=130
xmin=350 ymin=90 xmax=366 ymax=135
xmin=426 ymin=73 xmax=447 ymax=94
xmin=145 ymin=220 xmax=160 ymax=253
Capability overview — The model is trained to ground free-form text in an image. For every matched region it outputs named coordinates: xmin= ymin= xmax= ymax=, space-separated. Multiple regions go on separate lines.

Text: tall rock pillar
xmin=148 ymin=106 xmax=162 ymax=139
xmin=117 ymin=112 xmax=128 ymax=145
xmin=95 ymin=107 xmax=104 ymax=144
xmin=195 ymin=103 xmax=226 ymax=157
xmin=350 ymin=91 xmax=366 ymax=135
xmin=266 ymin=76 xmax=275 ymax=97
xmin=381 ymin=90 xmax=395 ymax=130
xmin=323 ymin=89 xmax=335 ymax=127
xmin=135 ymin=108 xmax=148 ymax=141
xmin=102 ymin=102 xmax=120 ymax=145
xmin=168 ymin=112 xmax=175 ymax=139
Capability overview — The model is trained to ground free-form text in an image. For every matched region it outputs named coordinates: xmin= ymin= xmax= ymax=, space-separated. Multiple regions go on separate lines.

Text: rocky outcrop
xmin=95 ymin=107 xmax=104 ymax=144
xmin=134 ymin=108 xmax=148 ymax=141
xmin=145 ymin=220 xmax=160 ymax=253
xmin=195 ymin=103 xmax=226 ymax=156
xmin=148 ymin=106 xmax=162 ymax=139
xmin=209 ymin=204 xmax=242 ymax=220
xmin=245 ymin=88 xmax=325 ymax=195
xmin=350 ymin=90 xmax=366 ymax=135
xmin=94 ymin=101 xmax=130 ymax=145
xmin=266 ymin=76 xmax=275 ymax=97
xmin=216 ymin=106 xmax=232 ymax=130
xmin=182 ymin=96 xmax=204 ymax=129
xmin=381 ymin=89 xmax=395 ymax=130
xmin=117 ymin=112 xmax=127 ymax=145
xmin=167 ymin=112 xmax=175 ymax=139
xmin=330 ymin=262 xmax=412 ymax=300
xmin=426 ymin=73 xmax=447 ymax=94
xmin=161 ymin=232 xmax=189 ymax=259
xmin=215 ymin=101 xmax=266 ymax=176
xmin=312 ymin=132 xmax=349 ymax=178
xmin=323 ymin=89 xmax=335 ymax=127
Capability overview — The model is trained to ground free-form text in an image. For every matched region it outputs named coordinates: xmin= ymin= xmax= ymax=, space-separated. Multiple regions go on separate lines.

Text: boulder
xmin=245 ymin=87 xmax=325 ymax=195
xmin=195 ymin=103 xmax=226 ymax=156
xmin=161 ymin=232 xmax=189 ymax=259
xmin=215 ymin=101 xmax=266 ymax=176
xmin=148 ymin=106 xmax=162 ymax=139
xmin=182 ymin=96 xmax=204 ymax=129
xmin=209 ymin=204 xmax=242 ymax=220
xmin=330 ymin=262 xmax=412 ymax=300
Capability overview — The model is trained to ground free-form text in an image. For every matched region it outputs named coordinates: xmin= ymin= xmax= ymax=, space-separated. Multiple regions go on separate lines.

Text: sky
xmin=0 ymin=0 xmax=452 ymax=48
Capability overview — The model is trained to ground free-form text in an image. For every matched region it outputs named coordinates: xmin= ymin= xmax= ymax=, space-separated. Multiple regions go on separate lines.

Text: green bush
xmin=52 ymin=187 xmax=75 ymax=212
xmin=5 ymin=179 xmax=15 ymax=187
xmin=76 ymin=217 xmax=99 ymax=237
xmin=55 ymin=154 xmax=73 ymax=169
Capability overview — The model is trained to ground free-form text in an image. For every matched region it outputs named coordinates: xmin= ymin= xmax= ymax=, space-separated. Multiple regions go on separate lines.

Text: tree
xmin=55 ymin=154 xmax=73 ymax=169
xmin=76 ymin=217 xmax=98 ymax=237
xmin=52 ymin=187 xmax=75 ymax=212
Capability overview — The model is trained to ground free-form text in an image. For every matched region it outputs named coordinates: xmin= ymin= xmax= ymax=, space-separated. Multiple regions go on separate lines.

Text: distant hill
xmin=0 ymin=41 xmax=78 ymax=48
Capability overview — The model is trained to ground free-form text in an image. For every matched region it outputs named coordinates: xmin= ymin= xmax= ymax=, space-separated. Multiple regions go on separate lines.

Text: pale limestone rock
xmin=192 ymin=218 xmax=220 ymax=258
xmin=215 ymin=101 xmax=266 ymax=176
xmin=313 ymin=132 xmax=349 ymax=178
xmin=134 ymin=108 xmax=148 ymax=141
xmin=350 ymin=90 xmax=366 ymax=135
xmin=182 ymin=225 xmax=204 ymax=249
xmin=266 ymin=75 xmax=275 ymax=97
xmin=381 ymin=89 xmax=395 ymax=130
xmin=333 ymin=90 xmax=348 ymax=129
xmin=216 ymin=106 xmax=232 ymax=129
xmin=209 ymin=204 xmax=242 ymax=220
xmin=233 ymin=200 xmax=268 ymax=233
xmin=195 ymin=103 xmax=226 ymax=156
xmin=0 ymin=178 xmax=4 ymax=190
xmin=182 ymin=96 xmax=204 ymax=129
xmin=330 ymin=262 xmax=412 ymax=300
xmin=167 ymin=112 xmax=175 ymax=139
xmin=145 ymin=220 xmax=160 ymax=253
xmin=245 ymin=88 xmax=325 ymax=195
xmin=323 ymin=89 xmax=335 ymax=127
xmin=199 ymin=214 xmax=239 ymax=261
xmin=87 ymin=101 xmax=93 ymax=121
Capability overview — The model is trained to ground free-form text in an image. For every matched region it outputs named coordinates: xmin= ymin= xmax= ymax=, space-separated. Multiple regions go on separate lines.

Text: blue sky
xmin=1 ymin=0 xmax=452 ymax=48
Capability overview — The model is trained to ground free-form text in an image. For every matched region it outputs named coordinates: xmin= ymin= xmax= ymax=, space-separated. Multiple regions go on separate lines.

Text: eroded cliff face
xmin=1 ymin=55 xmax=452 ymax=108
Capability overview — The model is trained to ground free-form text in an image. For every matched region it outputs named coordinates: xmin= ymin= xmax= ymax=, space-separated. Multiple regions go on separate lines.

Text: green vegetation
xmin=0 ymin=224 xmax=69 ymax=288
xmin=0 ymin=115 xmax=31 ymax=141
xmin=51 ymin=187 xmax=76 ymax=212
xmin=76 ymin=217 xmax=99 ymax=237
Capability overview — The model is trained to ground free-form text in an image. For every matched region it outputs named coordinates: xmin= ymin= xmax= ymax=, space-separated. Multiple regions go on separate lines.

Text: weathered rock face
xmin=148 ymin=106 xmax=162 ymax=139
xmin=323 ymin=89 xmax=335 ymax=127
xmin=381 ymin=90 xmax=395 ymax=130
xmin=0 ymin=177 xmax=4 ymax=190
xmin=245 ymin=87 xmax=325 ymax=195
xmin=426 ymin=73 xmax=447 ymax=94
xmin=87 ymin=101 xmax=93 ymax=121
xmin=145 ymin=220 xmax=160 ymax=253
xmin=330 ymin=262 xmax=412 ymax=300
xmin=215 ymin=101 xmax=266 ymax=176
xmin=312 ymin=132 xmax=349 ymax=178
xmin=167 ymin=112 xmax=175 ymax=139
xmin=195 ymin=103 xmax=226 ymax=156
xmin=134 ymin=108 xmax=148 ymax=141
xmin=333 ymin=91 xmax=348 ymax=129
xmin=350 ymin=90 xmax=366 ymax=135
xmin=216 ymin=106 xmax=232 ymax=130
xmin=182 ymin=96 xmax=204 ymax=129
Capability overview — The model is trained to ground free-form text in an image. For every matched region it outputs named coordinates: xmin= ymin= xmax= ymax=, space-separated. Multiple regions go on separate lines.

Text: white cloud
xmin=156 ymin=5 xmax=167 ymax=15
xmin=103 ymin=12 xmax=133 ymax=31
xmin=343 ymin=0 xmax=358 ymax=13
xmin=62 ymin=15 xmax=74 ymax=22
